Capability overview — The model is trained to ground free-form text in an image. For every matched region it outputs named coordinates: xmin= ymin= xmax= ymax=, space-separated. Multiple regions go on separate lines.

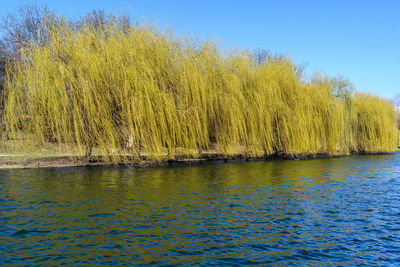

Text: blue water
xmin=1 ymin=153 xmax=400 ymax=266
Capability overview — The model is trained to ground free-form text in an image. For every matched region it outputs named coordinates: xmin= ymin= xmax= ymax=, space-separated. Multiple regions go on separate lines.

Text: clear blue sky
xmin=1 ymin=0 xmax=399 ymax=98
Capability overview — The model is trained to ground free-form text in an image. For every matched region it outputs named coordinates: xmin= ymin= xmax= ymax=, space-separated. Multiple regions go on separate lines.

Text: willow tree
xmin=2 ymin=12 xmax=399 ymax=162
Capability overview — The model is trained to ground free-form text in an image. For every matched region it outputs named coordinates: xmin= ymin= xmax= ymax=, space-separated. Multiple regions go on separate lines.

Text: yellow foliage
xmin=2 ymin=19 xmax=398 ymax=162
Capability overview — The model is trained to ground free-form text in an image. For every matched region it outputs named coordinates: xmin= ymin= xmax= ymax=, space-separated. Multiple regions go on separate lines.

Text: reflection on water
xmin=1 ymin=153 xmax=400 ymax=265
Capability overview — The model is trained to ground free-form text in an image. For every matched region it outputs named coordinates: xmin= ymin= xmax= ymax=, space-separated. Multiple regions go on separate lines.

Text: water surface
xmin=1 ymin=153 xmax=400 ymax=265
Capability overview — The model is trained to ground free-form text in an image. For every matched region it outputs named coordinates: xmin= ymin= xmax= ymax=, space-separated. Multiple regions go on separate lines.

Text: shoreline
xmin=0 ymin=150 xmax=398 ymax=170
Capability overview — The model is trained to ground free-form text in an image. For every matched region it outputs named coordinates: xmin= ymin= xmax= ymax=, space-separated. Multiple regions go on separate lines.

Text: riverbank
xmin=1 ymin=150 xmax=397 ymax=170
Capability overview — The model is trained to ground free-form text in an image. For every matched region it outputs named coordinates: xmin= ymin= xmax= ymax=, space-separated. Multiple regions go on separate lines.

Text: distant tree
xmin=0 ymin=3 xmax=55 ymax=95
xmin=252 ymin=49 xmax=287 ymax=65
xmin=0 ymin=3 xmax=54 ymax=54
xmin=252 ymin=48 xmax=271 ymax=65
xmin=394 ymin=93 xmax=400 ymax=107
xmin=331 ymin=75 xmax=354 ymax=100
xmin=252 ymin=48 xmax=306 ymax=78
xmin=394 ymin=93 xmax=400 ymax=129
xmin=77 ymin=9 xmax=132 ymax=33
xmin=78 ymin=9 xmax=110 ymax=30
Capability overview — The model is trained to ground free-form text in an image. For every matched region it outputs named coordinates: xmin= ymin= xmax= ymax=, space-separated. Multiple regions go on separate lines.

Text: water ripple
xmin=1 ymin=152 xmax=400 ymax=265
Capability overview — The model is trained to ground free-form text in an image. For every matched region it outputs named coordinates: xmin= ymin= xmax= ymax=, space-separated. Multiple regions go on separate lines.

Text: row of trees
xmin=1 ymin=4 xmax=398 ymax=162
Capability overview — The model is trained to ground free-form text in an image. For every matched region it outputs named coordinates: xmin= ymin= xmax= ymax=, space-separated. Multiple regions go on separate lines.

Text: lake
xmin=1 ymin=153 xmax=400 ymax=265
